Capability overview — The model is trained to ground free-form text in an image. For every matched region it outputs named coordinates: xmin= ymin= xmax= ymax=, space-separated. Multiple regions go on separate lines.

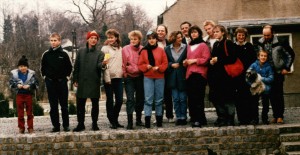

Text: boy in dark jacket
xmin=10 ymin=55 xmax=38 ymax=134
xmin=41 ymin=32 xmax=73 ymax=132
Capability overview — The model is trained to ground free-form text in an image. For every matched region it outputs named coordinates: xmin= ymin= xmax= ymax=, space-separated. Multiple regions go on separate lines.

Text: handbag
xmin=223 ymin=41 xmax=244 ymax=77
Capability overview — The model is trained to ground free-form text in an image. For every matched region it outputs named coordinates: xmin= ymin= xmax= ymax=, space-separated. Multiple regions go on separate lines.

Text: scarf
xmin=141 ymin=43 xmax=158 ymax=66
xmin=189 ymin=37 xmax=204 ymax=46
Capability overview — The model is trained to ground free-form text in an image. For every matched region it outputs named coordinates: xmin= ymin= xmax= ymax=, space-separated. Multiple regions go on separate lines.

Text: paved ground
xmin=1 ymin=101 xmax=300 ymax=135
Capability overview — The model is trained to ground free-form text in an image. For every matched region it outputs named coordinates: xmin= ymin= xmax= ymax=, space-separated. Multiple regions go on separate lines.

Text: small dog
xmin=245 ymin=70 xmax=265 ymax=95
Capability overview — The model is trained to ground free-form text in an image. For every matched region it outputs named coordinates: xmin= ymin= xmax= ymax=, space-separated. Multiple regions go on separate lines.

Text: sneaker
xmin=277 ymin=118 xmax=284 ymax=124
xmin=28 ymin=129 xmax=34 ymax=134
xmin=168 ymin=118 xmax=175 ymax=123
xmin=270 ymin=118 xmax=277 ymax=124
xmin=19 ymin=128 xmax=25 ymax=134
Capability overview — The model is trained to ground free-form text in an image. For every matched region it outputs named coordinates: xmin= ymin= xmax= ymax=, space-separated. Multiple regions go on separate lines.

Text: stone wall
xmin=0 ymin=126 xmax=280 ymax=155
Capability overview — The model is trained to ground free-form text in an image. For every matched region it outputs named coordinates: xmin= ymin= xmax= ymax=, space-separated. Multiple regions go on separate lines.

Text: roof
xmin=219 ymin=17 xmax=300 ymax=28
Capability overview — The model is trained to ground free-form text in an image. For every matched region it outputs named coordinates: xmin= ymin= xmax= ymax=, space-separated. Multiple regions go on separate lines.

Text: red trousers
xmin=16 ymin=94 xmax=33 ymax=130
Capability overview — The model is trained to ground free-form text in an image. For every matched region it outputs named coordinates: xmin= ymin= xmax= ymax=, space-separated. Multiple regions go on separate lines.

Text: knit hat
xmin=18 ymin=55 xmax=29 ymax=67
xmin=86 ymin=30 xmax=99 ymax=40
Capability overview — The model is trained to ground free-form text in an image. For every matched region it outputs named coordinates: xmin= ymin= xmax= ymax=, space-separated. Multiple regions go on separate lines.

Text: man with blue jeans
xmin=41 ymin=33 xmax=72 ymax=132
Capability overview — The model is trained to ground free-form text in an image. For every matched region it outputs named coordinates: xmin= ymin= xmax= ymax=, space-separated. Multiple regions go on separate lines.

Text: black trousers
xmin=76 ymin=98 xmax=99 ymax=126
xmin=270 ymin=73 xmax=285 ymax=119
xmin=45 ymin=78 xmax=69 ymax=128
xmin=186 ymin=73 xmax=207 ymax=124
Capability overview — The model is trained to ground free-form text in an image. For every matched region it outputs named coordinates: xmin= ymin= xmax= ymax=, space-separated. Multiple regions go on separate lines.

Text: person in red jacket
xmin=138 ymin=31 xmax=168 ymax=128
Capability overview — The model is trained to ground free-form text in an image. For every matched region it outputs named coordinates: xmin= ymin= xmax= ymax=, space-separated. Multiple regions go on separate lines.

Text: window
xmin=250 ymin=33 xmax=294 ymax=73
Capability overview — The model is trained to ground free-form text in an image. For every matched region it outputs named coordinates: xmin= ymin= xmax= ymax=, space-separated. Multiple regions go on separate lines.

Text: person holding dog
xmin=247 ymin=50 xmax=274 ymax=124
xmin=257 ymin=25 xmax=295 ymax=124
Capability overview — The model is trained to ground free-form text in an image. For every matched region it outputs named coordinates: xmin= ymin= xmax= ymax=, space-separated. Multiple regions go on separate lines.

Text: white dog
xmin=245 ymin=70 xmax=266 ymax=95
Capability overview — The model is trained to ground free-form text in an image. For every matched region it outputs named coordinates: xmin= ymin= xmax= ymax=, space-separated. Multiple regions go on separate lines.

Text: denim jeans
xmin=124 ymin=76 xmax=144 ymax=115
xmin=104 ymin=78 xmax=123 ymax=124
xmin=143 ymin=77 xmax=164 ymax=117
xmin=45 ymin=77 xmax=69 ymax=128
xmin=172 ymin=89 xmax=187 ymax=120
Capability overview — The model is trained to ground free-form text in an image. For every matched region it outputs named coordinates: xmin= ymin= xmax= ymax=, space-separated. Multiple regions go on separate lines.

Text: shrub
xmin=33 ymin=99 xmax=44 ymax=116
xmin=0 ymin=93 xmax=9 ymax=118
xmin=68 ymin=100 xmax=77 ymax=115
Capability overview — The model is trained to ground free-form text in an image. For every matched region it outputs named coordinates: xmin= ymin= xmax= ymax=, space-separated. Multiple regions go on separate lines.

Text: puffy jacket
xmin=257 ymin=35 xmax=295 ymax=73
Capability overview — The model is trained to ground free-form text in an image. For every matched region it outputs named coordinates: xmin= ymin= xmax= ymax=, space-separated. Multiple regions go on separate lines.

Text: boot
xmin=127 ymin=114 xmax=133 ymax=130
xmin=156 ymin=116 xmax=163 ymax=127
xmin=145 ymin=116 xmax=151 ymax=128
xmin=136 ymin=112 xmax=144 ymax=126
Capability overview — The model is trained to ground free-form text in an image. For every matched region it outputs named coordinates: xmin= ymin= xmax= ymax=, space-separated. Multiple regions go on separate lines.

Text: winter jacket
xmin=248 ymin=60 xmax=274 ymax=94
xmin=41 ymin=46 xmax=72 ymax=80
xmin=207 ymin=39 xmax=238 ymax=102
xmin=257 ymin=35 xmax=295 ymax=73
xmin=165 ymin=43 xmax=187 ymax=91
xmin=101 ymin=45 xmax=123 ymax=83
xmin=9 ymin=69 xmax=38 ymax=94
xmin=122 ymin=44 xmax=143 ymax=78
xmin=138 ymin=46 xmax=168 ymax=79
xmin=73 ymin=45 xmax=104 ymax=98
xmin=186 ymin=42 xmax=211 ymax=79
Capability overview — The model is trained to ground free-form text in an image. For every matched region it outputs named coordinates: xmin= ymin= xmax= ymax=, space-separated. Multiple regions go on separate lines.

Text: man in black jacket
xmin=41 ymin=32 xmax=73 ymax=132
xmin=257 ymin=25 xmax=295 ymax=124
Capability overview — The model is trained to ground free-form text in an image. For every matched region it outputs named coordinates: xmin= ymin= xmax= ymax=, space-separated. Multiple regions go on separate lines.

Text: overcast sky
xmin=4 ymin=0 xmax=177 ymax=24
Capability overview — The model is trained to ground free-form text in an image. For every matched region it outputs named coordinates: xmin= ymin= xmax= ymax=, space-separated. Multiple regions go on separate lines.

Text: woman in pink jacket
xmin=184 ymin=25 xmax=211 ymax=128
xmin=122 ymin=30 xmax=144 ymax=130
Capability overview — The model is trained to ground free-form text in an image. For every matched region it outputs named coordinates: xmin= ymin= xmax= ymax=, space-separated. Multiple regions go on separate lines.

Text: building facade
xmin=159 ymin=0 xmax=300 ymax=106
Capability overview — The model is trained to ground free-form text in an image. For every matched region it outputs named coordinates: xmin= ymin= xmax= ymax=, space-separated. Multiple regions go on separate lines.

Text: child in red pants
xmin=9 ymin=55 xmax=38 ymax=134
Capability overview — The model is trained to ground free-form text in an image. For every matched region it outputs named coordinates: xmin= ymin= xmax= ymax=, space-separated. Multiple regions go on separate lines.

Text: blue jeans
xmin=172 ymin=89 xmax=187 ymax=120
xmin=124 ymin=76 xmax=144 ymax=115
xmin=104 ymin=78 xmax=123 ymax=124
xmin=143 ymin=77 xmax=164 ymax=117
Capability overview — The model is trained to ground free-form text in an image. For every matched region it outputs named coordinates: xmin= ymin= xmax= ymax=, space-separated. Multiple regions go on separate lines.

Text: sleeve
xmin=158 ymin=49 xmax=168 ymax=73
xmin=9 ymin=72 xmax=18 ymax=89
xmin=138 ymin=50 xmax=149 ymax=73
xmin=122 ymin=48 xmax=128 ymax=76
xmin=29 ymin=72 xmax=39 ymax=90
xmin=196 ymin=43 xmax=211 ymax=66
xmin=282 ymin=41 xmax=295 ymax=71
xmin=262 ymin=66 xmax=274 ymax=84
xmin=64 ymin=52 xmax=73 ymax=77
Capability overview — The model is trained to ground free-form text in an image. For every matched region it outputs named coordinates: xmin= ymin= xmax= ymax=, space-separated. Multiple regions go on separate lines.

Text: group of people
xmin=9 ymin=20 xmax=295 ymax=134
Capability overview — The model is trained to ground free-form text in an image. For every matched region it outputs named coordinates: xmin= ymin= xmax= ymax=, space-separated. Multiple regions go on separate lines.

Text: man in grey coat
xmin=72 ymin=30 xmax=104 ymax=131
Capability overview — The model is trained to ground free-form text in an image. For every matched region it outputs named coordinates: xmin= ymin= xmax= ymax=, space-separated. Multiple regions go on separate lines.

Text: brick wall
xmin=0 ymin=126 xmax=280 ymax=155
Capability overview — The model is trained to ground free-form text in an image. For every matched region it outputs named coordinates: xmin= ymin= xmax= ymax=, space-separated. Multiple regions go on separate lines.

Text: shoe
xmin=191 ymin=122 xmax=201 ymax=128
xmin=136 ymin=121 xmax=144 ymax=126
xmin=92 ymin=125 xmax=100 ymax=131
xmin=116 ymin=123 xmax=124 ymax=128
xmin=181 ymin=119 xmax=187 ymax=125
xmin=145 ymin=116 xmax=151 ymax=128
xmin=73 ymin=125 xmax=85 ymax=132
xmin=277 ymin=118 xmax=284 ymax=124
xmin=168 ymin=118 xmax=175 ymax=123
xmin=19 ymin=128 xmax=25 ymax=134
xmin=51 ymin=127 xmax=60 ymax=133
xmin=63 ymin=127 xmax=70 ymax=132
xmin=175 ymin=119 xmax=182 ymax=126
xmin=270 ymin=118 xmax=277 ymax=124
xmin=28 ymin=129 xmax=34 ymax=134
